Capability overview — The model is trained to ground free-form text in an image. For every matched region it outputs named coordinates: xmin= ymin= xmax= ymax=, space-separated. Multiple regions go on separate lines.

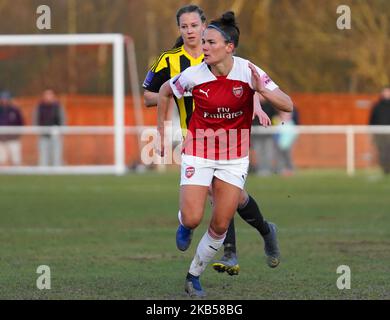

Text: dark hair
xmin=176 ymin=4 xmax=206 ymax=26
xmin=208 ymin=11 xmax=240 ymax=48
xmin=172 ymin=36 xmax=184 ymax=49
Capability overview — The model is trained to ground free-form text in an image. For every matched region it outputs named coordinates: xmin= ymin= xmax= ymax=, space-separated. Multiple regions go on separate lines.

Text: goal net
xmin=0 ymin=33 xmax=142 ymax=175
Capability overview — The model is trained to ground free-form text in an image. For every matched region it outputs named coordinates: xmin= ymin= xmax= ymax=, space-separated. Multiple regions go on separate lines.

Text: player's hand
xmin=155 ymin=128 xmax=165 ymax=157
xmin=249 ymin=63 xmax=266 ymax=94
xmin=253 ymin=103 xmax=271 ymax=127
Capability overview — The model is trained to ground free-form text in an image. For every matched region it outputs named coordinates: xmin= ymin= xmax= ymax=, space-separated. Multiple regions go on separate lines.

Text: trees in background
xmin=0 ymin=0 xmax=388 ymax=94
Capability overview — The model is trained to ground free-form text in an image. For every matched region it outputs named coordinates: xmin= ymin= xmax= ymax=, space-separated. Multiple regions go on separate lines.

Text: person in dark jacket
xmin=33 ymin=89 xmax=66 ymax=166
xmin=369 ymin=86 xmax=390 ymax=174
xmin=0 ymin=91 xmax=24 ymax=165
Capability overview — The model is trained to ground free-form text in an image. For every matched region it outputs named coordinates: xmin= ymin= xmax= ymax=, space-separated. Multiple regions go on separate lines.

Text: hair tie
xmin=207 ymin=24 xmax=232 ymax=43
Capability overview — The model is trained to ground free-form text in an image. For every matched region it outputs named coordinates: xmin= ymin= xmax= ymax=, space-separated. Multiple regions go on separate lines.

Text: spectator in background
xmin=273 ymin=108 xmax=299 ymax=176
xmin=251 ymin=100 xmax=277 ymax=175
xmin=0 ymin=91 xmax=24 ymax=166
xmin=369 ymin=86 xmax=390 ymax=174
xmin=33 ymin=89 xmax=66 ymax=166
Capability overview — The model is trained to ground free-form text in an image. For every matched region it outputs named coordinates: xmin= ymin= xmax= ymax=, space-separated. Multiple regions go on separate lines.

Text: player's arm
xmin=249 ymin=63 xmax=293 ymax=113
xmin=156 ymin=80 xmax=174 ymax=156
xmin=253 ymin=93 xmax=271 ymax=127
xmin=258 ymin=93 xmax=267 ymax=105
xmin=143 ymin=55 xmax=170 ymax=108
xmin=144 ymin=90 xmax=159 ymax=107
xmin=260 ymin=87 xmax=293 ymax=113
xmin=156 ymin=71 xmax=192 ymax=155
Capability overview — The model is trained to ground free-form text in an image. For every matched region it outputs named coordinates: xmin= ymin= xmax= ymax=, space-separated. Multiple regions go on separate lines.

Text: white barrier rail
xmin=1 ymin=125 xmax=389 ymax=134
xmin=0 ymin=125 xmax=389 ymax=175
xmin=252 ymin=125 xmax=390 ymax=176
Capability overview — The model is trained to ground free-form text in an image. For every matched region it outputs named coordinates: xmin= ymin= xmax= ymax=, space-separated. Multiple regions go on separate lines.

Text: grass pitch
xmin=0 ymin=170 xmax=389 ymax=299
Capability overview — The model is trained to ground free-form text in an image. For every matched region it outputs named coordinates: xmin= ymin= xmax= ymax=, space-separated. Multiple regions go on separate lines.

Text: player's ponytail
xmin=172 ymin=36 xmax=184 ymax=49
xmin=208 ymin=11 xmax=240 ymax=48
xmin=221 ymin=11 xmax=236 ymax=25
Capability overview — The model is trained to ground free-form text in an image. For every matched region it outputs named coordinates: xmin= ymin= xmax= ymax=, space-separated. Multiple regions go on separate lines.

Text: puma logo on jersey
xmin=199 ymin=88 xmax=210 ymax=98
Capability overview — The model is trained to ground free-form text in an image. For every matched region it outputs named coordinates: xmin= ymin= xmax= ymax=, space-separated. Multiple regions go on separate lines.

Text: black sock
xmin=237 ymin=195 xmax=270 ymax=236
xmin=223 ymin=218 xmax=236 ymax=254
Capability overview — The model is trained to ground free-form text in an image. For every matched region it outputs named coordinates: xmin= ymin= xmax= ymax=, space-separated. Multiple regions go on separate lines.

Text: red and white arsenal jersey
xmin=170 ymin=56 xmax=278 ymax=160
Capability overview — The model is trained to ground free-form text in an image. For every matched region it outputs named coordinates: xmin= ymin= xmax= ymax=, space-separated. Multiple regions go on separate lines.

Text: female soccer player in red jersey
xmin=144 ymin=5 xmax=282 ymax=279
xmin=156 ymin=11 xmax=293 ymax=297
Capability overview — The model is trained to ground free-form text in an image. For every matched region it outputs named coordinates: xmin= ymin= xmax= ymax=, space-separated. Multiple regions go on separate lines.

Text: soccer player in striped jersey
xmin=156 ymin=11 xmax=293 ymax=297
xmin=143 ymin=5 xmax=206 ymax=136
xmin=143 ymin=5 xmax=280 ymax=278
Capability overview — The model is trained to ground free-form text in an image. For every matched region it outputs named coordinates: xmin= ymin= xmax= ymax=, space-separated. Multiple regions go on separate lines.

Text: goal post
xmin=0 ymin=33 xmax=127 ymax=175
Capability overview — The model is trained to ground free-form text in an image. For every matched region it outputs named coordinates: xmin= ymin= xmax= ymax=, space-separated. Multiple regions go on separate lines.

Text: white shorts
xmin=180 ymin=154 xmax=249 ymax=190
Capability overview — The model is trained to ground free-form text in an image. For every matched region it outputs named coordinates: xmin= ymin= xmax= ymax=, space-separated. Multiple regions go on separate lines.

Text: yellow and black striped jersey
xmin=142 ymin=45 xmax=204 ymax=136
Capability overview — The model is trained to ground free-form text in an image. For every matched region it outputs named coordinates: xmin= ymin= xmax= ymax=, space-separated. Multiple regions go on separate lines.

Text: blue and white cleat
xmin=212 ymin=252 xmax=240 ymax=276
xmin=185 ymin=273 xmax=206 ymax=298
xmin=176 ymin=224 xmax=193 ymax=251
xmin=263 ymin=222 xmax=280 ymax=268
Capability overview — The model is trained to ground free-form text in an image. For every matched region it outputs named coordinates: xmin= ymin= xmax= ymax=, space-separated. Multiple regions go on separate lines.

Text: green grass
xmin=0 ymin=170 xmax=389 ymax=299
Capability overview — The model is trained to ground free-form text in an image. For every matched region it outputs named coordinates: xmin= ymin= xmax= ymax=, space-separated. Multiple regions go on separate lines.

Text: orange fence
xmin=11 ymin=93 xmax=380 ymax=168
xmin=289 ymin=93 xmax=379 ymax=169
xmin=292 ymin=93 xmax=378 ymax=125
xmin=13 ymin=95 xmax=157 ymax=165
